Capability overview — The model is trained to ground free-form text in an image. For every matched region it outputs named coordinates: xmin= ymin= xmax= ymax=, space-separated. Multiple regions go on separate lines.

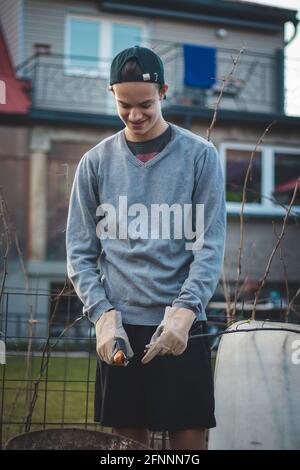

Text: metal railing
xmin=15 ymin=43 xmax=282 ymax=117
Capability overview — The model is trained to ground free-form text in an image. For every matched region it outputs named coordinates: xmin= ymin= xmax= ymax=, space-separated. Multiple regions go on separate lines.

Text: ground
xmin=1 ymin=355 xmax=108 ymax=447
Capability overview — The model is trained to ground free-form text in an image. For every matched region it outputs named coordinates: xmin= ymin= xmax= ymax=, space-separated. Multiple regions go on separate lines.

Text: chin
xmin=130 ymin=124 xmax=150 ymax=134
xmin=134 ymin=127 xmax=148 ymax=133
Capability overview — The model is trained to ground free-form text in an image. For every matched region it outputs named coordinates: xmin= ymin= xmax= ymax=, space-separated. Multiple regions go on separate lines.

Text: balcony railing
xmin=15 ymin=44 xmax=288 ymax=117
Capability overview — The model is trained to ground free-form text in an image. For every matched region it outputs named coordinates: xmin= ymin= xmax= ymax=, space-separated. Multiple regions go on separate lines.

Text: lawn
xmin=1 ymin=353 xmax=217 ymax=448
xmin=1 ymin=354 xmax=108 ymax=448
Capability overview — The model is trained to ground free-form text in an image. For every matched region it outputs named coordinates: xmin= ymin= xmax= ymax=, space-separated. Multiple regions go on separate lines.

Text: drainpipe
xmin=284 ymin=18 xmax=299 ymax=46
xmin=276 ymin=17 xmax=299 ymax=114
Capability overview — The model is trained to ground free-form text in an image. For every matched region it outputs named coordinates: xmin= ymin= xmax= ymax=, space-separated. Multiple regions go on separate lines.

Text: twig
xmin=288 ymin=287 xmax=300 ymax=315
xmin=221 ymin=266 xmax=232 ymax=325
xmin=0 ymin=189 xmax=36 ymax=439
xmin=232 ymin=121 xmax=276 ymax=319
xmin=206 ymin=45 xmax=245 ymax=141
xmin=273 ymin=223 xmax=290 ymax=322
xmin=251 ymin=179 xmax=299 ymax=319
xmin=0 ymin=188 xmax=11 ymax=303
xmin=236 ymin=242 xmax=256 ymax=303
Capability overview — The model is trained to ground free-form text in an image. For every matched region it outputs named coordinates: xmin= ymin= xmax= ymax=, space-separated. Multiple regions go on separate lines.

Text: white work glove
xmin=141 ymin=306 xmax=196 ymax=364
xmin=95 ymin=309 xmax=134 ymax=366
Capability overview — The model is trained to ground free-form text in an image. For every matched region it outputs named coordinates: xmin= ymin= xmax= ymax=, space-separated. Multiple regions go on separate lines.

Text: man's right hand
xmin=95 ymin=309 xmax=134 ymax=365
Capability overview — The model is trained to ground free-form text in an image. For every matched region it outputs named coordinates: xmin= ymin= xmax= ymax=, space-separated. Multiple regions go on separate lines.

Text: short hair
xmin=120 ymin=59 xmax=163 ymax=93
xmin=120 ymin=59 xmax=142 ymax=81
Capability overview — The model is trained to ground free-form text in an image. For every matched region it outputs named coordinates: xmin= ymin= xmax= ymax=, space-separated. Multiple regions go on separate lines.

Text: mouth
xmin=131 ymin=120 xmax=147 ymax=128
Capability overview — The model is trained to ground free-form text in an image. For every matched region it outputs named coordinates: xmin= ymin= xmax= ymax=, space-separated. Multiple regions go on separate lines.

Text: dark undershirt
xmin=126 ymin=125 xmax=172 ymax=163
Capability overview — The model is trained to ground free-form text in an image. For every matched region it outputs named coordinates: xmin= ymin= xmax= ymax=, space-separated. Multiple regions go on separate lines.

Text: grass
xmin=1 ymin=354 xmax=108 ymax=447
xmin=1 ymin=353 xmax=217 ymax=448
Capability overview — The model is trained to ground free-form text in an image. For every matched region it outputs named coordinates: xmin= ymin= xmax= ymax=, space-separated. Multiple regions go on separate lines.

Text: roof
xmin=97 ymin=0 xmax=299 ymax=27
xmin=0 ymin=27 xmax=31 ymax=114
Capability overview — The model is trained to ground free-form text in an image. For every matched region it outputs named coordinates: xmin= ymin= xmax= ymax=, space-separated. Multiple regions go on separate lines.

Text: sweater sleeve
xmin=171 ymin=143 xmax=226 ymax=317
xmin=66 ymin=152 xmax=114 ymax=324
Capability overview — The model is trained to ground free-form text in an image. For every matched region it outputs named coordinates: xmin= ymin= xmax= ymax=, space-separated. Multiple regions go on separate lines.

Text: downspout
xmin=284 ymin=18 xmax=299 ymax=46
xmin=276 ymin=17 xmax=299 ymax=114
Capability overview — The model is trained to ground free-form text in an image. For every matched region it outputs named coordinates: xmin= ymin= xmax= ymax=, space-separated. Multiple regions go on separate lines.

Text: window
xmin=226 ymin=149 xmax=262 ymax=204
xmin=220 ymin=143 xmax=300 ymax=215
xmin=274 ymin=152 xmax=300 ymax=206
xmin=65 ymin=15 xmax=146 ymax=76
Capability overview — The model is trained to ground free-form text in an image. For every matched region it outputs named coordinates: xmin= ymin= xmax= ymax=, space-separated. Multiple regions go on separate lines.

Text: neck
xmin=125 ymin=119 xmax=168 ymax=142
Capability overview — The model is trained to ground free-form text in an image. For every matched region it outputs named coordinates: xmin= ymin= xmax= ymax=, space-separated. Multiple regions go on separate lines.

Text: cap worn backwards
xmin=109 ymin=45 xmax=165 ymax=87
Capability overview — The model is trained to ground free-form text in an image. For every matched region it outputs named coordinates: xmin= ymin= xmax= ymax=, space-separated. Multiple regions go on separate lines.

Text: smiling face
xmin=111 ymin=81 xmax=169 ymax=142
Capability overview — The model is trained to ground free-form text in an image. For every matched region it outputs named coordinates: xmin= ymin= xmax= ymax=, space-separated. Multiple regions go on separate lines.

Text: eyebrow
xmin=117 ymin=99 xmax=155 ymax=106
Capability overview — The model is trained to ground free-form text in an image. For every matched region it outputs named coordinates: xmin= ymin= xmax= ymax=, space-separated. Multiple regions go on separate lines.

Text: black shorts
xmin=94 ymin=321 xmax=216 ymax=432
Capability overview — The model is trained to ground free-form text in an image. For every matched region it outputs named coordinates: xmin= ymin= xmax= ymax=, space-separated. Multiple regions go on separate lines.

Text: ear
xmin=159 ymin=83 xmax=169 ymax=100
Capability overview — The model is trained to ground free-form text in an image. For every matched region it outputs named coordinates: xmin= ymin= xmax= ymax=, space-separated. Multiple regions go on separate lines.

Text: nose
xmin=128 ymin=108 xmax=144 ymax=122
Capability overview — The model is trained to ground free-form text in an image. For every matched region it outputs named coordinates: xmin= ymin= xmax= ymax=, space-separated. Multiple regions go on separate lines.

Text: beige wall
xmin=152 ymin=18 xmax=283 ymax=53
xmin=224 ymin=217 xmax=300 ymax=283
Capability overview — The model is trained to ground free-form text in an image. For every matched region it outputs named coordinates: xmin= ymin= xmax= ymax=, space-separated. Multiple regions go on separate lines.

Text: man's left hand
xmin=141 ymin=306 xmax=196 ymax=364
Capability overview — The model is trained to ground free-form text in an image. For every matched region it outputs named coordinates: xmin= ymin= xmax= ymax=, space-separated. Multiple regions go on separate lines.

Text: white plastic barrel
xmin=208 ymin=320 xmax=300 ymax=450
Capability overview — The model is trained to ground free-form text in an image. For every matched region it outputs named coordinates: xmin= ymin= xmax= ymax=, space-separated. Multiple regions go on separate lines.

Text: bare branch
xmin=0 ymin=188 xmax=11 ymax=303
xmin=273 ymin=223 xmax=290 ymax=323
xmin=206 ymin=45 xmax=245 ymax=142
xmin=232 ymin=120 xmax=276 ymax=319
xmin=221 ymin=265 xmax=232 ymax=325
xmin=251 ymin=179 xmax=299 ymax=319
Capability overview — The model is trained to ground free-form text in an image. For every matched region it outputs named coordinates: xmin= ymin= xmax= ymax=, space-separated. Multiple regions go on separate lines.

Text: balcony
xmin=15 ymin=43 xmax=291 ymax=119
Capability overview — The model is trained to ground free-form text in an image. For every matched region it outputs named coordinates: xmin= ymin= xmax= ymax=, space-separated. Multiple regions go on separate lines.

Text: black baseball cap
xmin=109 ymin=45 xmax=165 ymax=87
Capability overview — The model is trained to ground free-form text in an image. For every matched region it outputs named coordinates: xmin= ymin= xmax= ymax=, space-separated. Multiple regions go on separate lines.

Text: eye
xmin=141 ymin=104 xmax=151 ymax=109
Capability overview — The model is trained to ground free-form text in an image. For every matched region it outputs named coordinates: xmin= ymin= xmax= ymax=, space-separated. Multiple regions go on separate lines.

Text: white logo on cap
xmin=154 ymin=73 xmax=158 ymax=82
xmin=143 ymin=73 xmax=150 ymax=81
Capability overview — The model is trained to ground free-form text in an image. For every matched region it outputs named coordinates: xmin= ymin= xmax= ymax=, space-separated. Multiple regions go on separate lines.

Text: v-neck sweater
xmin=66 ymin=122 xmax=226 ymax=325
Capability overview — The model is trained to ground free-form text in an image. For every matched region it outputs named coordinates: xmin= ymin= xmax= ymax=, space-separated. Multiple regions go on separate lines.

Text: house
xmin=0 ymin=0 xmax=299 ymax=342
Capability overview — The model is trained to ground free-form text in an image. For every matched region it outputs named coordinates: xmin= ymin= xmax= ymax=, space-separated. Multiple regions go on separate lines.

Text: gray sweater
xmin=66 ymin=122 xmax=226 ymax=325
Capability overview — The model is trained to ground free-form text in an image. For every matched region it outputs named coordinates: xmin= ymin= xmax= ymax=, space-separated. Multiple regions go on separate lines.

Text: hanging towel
xmin=183 ymin=44 xmax=216 ymax=88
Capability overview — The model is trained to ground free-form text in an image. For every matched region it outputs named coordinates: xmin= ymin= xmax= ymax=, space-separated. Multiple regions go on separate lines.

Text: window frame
xmin=64 ymin=13 xmax=148 ymax=78
xmin=219 ymin=142 xmax=300 ymax=216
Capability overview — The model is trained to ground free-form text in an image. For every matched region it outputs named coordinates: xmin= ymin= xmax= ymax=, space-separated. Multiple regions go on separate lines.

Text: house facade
xmin=0 ymin=0 xmax=299 ymax=340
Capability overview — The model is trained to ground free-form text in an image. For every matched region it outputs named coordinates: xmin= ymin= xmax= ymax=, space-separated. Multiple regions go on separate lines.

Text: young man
xmin=66 ymin=45 xmax=226 ymax=450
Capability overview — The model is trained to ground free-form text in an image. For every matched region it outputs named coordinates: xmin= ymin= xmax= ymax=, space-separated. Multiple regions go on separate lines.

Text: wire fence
xmin=0 ymin=287 xmax=180 ymax=450
xmin=1 ymin=286 xmax=299 ymax=450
